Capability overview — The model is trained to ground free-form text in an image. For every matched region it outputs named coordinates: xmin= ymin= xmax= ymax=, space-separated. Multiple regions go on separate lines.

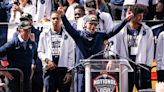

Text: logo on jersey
xmin=40 ymin=0 xmax=45 ymax=4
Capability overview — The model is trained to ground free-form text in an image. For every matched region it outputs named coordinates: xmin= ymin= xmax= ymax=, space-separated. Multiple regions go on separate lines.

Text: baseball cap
xmin=19 ymin=21 xmax=32 ymax=30
xmin=84 ymin=14 xmax=98 ymax=24
xmin=20 ymin=13 xmax=32 ymax=21
xmin=85 ymin=0 xmax=96 ymax=11
xmin=123 ymin=0 xmax=149 ymax=6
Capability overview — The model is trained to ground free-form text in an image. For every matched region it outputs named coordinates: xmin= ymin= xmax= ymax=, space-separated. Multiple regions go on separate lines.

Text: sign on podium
xmin=80 ymin=59 xmax=133 ymax=92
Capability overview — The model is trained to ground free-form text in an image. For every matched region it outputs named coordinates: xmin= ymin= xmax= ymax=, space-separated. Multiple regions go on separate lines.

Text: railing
xmin=0 ymin=68 xmax=24 ymax=92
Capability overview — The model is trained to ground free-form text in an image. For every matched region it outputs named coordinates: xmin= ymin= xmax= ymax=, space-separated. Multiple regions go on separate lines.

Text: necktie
xmin=21 ymin=42 xmax=27 ymax=49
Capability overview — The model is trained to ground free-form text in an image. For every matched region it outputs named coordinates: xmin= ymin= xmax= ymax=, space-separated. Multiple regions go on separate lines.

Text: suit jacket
xmin=0 ymin=36 xmax=37 ymax=80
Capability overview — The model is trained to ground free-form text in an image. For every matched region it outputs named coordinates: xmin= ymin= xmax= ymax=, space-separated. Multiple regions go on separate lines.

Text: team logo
xmin=40 ymin=0 xmax=45 ymax=4
xmin=93 ymin=73 xmax=117 ymax=92
xmin=64 ymin=34 xmax=68 ymax=40
xmin=143 ymin=30 xmax=146 ymax=36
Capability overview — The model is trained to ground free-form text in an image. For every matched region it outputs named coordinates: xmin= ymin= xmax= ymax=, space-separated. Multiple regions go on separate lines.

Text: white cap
xmin=123 ymin=0 xmax=135 ymax=5
xmin=123 ymin=0 xmax=149 ymax=6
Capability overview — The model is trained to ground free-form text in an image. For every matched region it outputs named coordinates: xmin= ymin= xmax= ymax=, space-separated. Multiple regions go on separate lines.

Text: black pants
xmin=9 ymin=71 xmax=32 ymax=92
xmin=32 ymin=71 xmax=43 ymax=92
xmin=44 ymin=68 xmax=71 ymax=92
xmin=157 ymin=70 xmax=164 ymax=82
xmin=128 ymin=66 xmax=151 ymax=92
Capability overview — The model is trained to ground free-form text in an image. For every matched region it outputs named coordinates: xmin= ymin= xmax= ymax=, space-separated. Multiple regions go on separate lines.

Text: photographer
xmin=9 ymin=0 xmax=36 ymax=23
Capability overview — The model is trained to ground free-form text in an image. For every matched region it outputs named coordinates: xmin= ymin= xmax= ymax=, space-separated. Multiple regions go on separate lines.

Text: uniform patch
xmin=29 ymin=44 xmax=33 ymax=50
xmin=64 ymin=34 xmax=68 ymax=40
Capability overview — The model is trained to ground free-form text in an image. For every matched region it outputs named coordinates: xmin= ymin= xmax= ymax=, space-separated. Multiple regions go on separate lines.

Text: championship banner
xmin=92 ymin=72 xmax=118 ymax=92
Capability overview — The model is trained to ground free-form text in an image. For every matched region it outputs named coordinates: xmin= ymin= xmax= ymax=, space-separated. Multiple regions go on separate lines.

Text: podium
xmin=80 ymin=59 xmax=133 ymax=92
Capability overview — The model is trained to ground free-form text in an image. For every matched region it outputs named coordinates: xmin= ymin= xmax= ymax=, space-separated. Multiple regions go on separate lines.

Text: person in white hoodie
xmin=106 ymin=4 xmax=154 ymax=92
xmin=155 ymin=26 xmax=164 ymax=81
xmin=37 ymin=11 xmax=75 ymax=92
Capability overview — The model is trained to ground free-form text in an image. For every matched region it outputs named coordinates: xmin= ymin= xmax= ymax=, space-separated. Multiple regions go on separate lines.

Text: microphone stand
xmin=68 ymin=44 xmax=111 ymax=92
xmin=68 ymin=41 xmax=115 ymax=72
xmin=108 ymin=49 xmax=149 ymax=71
xmin=108 ymin=49 xmax=150 ymax=90
xmin=68 ymin=46 xmax=108 ymax=72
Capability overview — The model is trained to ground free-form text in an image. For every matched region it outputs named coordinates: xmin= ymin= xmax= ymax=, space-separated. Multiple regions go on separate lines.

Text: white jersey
xmin=34 ymin=0 xmax=52 ymax=21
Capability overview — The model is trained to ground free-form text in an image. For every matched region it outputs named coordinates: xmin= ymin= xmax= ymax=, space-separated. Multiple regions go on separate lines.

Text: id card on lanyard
xmin=130 ymin=46 xmax=138 ymax=55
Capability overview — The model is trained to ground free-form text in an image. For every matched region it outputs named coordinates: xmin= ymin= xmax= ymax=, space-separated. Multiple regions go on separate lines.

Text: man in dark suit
xmin=0 ymin=21 xmax=37 ymax=92
xmin=19 ymin=12 xmax=43 ymax=92
xmin=13 ymin=13 xmax=43 ymax=92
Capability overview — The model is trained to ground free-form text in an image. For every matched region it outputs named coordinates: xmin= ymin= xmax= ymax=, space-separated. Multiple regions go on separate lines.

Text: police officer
xmin=19 ymin=13 xmax=43 ymax=92
xmin=0 ymin=21 xmax=37 ymax=92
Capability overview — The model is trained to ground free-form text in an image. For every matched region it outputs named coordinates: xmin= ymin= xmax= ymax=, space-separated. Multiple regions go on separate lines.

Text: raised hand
xmin=125 ymin=6 xmax=134 ymax=21
xmin=57 ymin=2 xmax=65 ymax=16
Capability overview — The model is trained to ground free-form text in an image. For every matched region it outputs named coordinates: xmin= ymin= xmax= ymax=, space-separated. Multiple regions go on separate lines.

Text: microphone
xmin=104 ymin=41 xmax=114 ymax=51
xmin=68 ymin=41 xmax=114 ymax=72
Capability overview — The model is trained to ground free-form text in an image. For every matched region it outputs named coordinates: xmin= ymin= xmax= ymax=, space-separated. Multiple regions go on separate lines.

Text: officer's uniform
xmin=0 ymin=35 xmax=37 ymax=92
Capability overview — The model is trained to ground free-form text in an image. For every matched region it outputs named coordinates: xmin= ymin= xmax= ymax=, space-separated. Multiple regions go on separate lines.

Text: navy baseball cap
xmin=84 ymin=14 xmax=98 ymax=24
xmin=19 ymin=21 xmax=32 ymax=30
xmin=20 ymin=13 xmax=32 ymax=21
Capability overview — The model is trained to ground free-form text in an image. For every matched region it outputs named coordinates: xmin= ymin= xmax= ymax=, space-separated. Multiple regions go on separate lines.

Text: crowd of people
xmin=0 ymin=0 xmax=164 ymax=22
xmin=0 ymin=0 xmax=164 ymax=92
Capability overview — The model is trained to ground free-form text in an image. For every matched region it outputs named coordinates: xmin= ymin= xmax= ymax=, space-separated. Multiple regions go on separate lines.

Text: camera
xmin=58 ymin=0 xmax=67 ymax=6
xmin=13 ymin=0 xmax=19 ymax=5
